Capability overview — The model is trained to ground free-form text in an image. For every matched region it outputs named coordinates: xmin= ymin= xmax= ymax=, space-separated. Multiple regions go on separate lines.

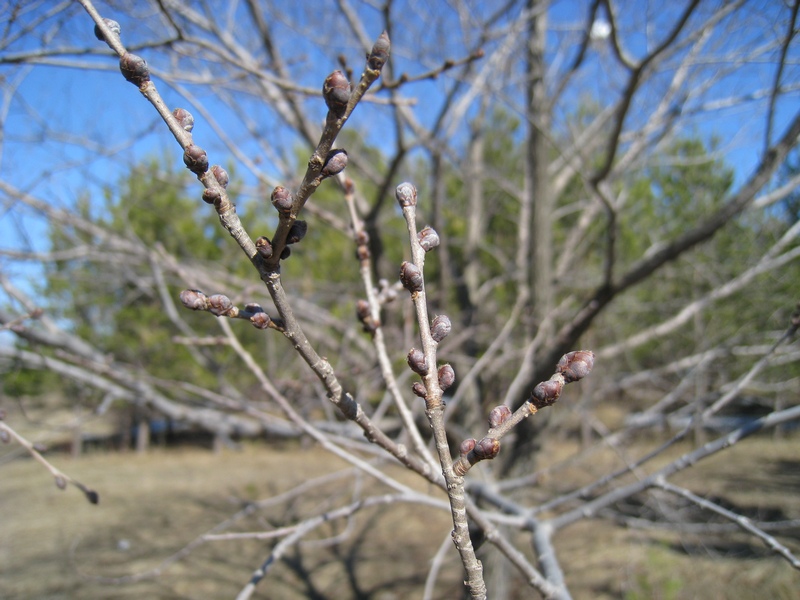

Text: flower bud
xmin=368 ymin=31 xmax=391 ymax=71
xmin=202 ymin=187 xmax=220 ymax=204
xmin=179 ymin=289 xmax=208 ymax=311
xmin=488 ymin=405 xmax=512 ymax=428
xmin=183 ymin=144 xmax=208 ymax=175
xmin=208 ymin=294 xmax=234 ymax=317
xmin=287 ymin=220 xmax=308 ymax=244
xmin=322 ymin=70 xmax=351 ymax=117
xmin=55 ymin=475 xmax=67 ymax=490
xmin=557 ymin=350 xmax=595 ymax=383
xmin=0 ymin=428 xmax=9 ymax=443
xmin=418 ymin=226 xmax=440 ymax=252
xmin=321 ymin=149 xmax=348 ymax=178
xmin=85 ymin=489 xmax=100 ymax=504
xmin=530 ymin=378 xmax=564 ymax=409
xmin=356 ymin=299 xmax=378 ymax=333
xmin=472 ymin=437 xmax=500 ymax=460
xmin=438 ymin=364 xmax=455 ymax=391
xmin=407 ymin=348 xmax=429 ymax=376
xmin=250 ymin=312 xmax=271 ymax=330
xmin=430 ymin=314 xmax=451 ymax=343
xmin=211 ymin=165 xmax=229 ymax=188
xmin=255 ymin=236 xmax=273 ymax=259
xmin=412 ymin=382 xmax=427 ymax=399
xmin=271 ymin=186 xmax=293 ymax=216
xmin=173 ymin=108 xmax=194 ymax=132
xmin=459 ymin=438 xmax=476 ymax=456
xmin=119 ymin=53 xmax=150 ymax=87
xmin=395 ymin=182 xmax=417 ymax=208
xmin=356 ymin=299 xmax=371 ymax=322
xmin=94 ymin=18 xmax=120 ymax=42
xmin=399 ymin=261 xmax=423 ymax=294
xmin=280 ymin=246 xmax=291 ymax=260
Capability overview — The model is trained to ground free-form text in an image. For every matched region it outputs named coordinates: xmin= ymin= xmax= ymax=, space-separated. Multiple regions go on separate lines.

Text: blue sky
xmin=0 ymin=0 xmax=798 ymax=282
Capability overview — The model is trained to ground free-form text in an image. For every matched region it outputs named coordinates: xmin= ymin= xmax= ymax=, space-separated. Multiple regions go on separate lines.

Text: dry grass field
xmin=1 ymin=434 xmax=798 ymax=599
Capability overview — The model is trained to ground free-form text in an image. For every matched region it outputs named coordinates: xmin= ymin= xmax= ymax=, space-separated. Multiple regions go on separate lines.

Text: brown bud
xmin=208 ymin=294 xmax=234 ymax=317
xmin=438 ymin=364 xmax=455 ymax=391
xmin=399 ymin=261 xmax=423 ymax=294
xmin=418 ymin=226 xmax=440 ymax=252
xmin=356 ymin=230 xmax=369 ymax=246
xmin=179 ymin=289 xmax=208 ymax=311
xmin=356 ymin=299 xmax=371 ymax=322
xmin=472 ymin=437 xmax=500 ymax=460
xmin=211 ymin=165 xmax=229 ymax=188
xmin=356 ymin=245 xmax=370 ymax=261
xmin=94 ymin=18 xmax=120 ymax=43
xmin=54 ymin=475 xmax=67 ymax=490
xmin=33 ymin=442 xmax=47 ymax=452
xmin=271 ymin=186 xmax=293 ymax=216
xmin=119 ymin=53 xmax=150 ymax=86
xmin=395 ymin=182 xmax=417 ymax=208
xmin=202 ymin=188 xmax=220 ymax=204
xmin=488 ymin=405 xmax=512 ymax=428
xmin=280 ymin=246 xmax=291 ymax=260
xmin=531 ymin=378 xmax=564 ymax=409
xmin=321 ymin=149 xmax=348 ymax=178
xmin=85 ymin=489 xmax=100 ymax=504
xmin=250 ymin=312 xmax=271 ymax=330
xmin=356 ymin=299 xmax=378 ymax=333
xmin=173 ymin=108 xmax=194 ymax=132
xmin=557 ymin=351 xmax=595 ymax=383
xmin=322 ymin=70 xmax=351 ymax=116
xmin=407 ymin=348 xmax=429 ymax=376
xmin=255 ymin=236 xmax=273 ymax=259
xmin=430 ymin=314 xmax=451 ymax=343
xmin=368 ymin=31 xmax=391 ymax=71
xmin=412 ymin=382 xmax=427 ymax=399
xmin=183 ymin=145 xmax=208 ymax=175
xmin=459 ymin=438 xmax=477 ymax=456
xmin=287 ymin=220 xmax=308 ymax=244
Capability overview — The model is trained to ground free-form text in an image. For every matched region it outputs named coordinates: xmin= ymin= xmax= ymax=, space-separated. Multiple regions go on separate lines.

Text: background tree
xmin=0 ymin=1 xmax=798 ymax=598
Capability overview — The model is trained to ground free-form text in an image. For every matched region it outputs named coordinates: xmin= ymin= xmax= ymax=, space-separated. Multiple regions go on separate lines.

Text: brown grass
xmin=1 ymin=435 xmax=798 ymax=599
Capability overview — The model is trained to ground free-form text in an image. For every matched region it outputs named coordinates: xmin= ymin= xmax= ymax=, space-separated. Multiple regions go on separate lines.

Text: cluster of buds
xmin=179 ymin=290 xmax=275 ymax=330
xmin=454 ymin=436 xmax=501 ymax=476
xmin=452 ymin=351 xmax=595 ymax=476
xmin=245 ymin=303 xmax=272 ymax=330
xmin=530 ymin=350 xmax=594 ymax=410
xmin=355 ymin=230 xmax=370 ymax=262
xmin=93 ymin=16 xmax=231 ymax=211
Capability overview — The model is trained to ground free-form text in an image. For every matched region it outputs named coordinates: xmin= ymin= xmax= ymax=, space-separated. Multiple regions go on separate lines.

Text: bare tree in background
xmin=0 ymin=1 xmax=799 ymax=598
